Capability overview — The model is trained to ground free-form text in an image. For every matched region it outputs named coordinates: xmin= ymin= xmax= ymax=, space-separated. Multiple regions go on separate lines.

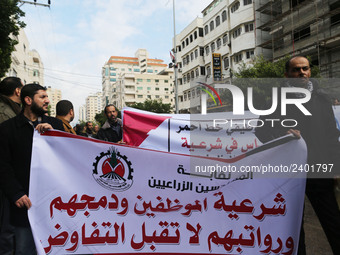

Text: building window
xmin=222 ymin=10 xmax=227 ymax=22
xmin=199 ymin=27 xmax=204 ymax=37
xmin=187 ymin=73 xmax=190 ymax=82
xmin=195 ymin=49 xmax=198 ymax=58
xmin=186 ymin=38 xmax=189 ymax=46
xmin=206 ymin=65 xmax=211 ymax=76
xmin=110 ymin=67 xmax=116 ymax=70
xmin=165 ymin=80 xmax=169 ymax=83
xmin=147 ymin=69 xmax=153 ymax=73
xmin=216 ymin=16 xmax=221 ymax=27
xmin=33 ymin=70 xmax=39 ymax=77
xmin=245 ymin=23 xmax=254 ymax=32
xmin=246 ymin=50 xmax=254 ymax=59
xmin=147 ymin=87 xmax=151 ymax=90
xmin=217 ymin=38 xmax=222 ymax=49
xmin=192 ymin=89 xmax=196 ymax=98
xmin=243 ymin=0 xmax=252 ymax=5
xmin=293 ymin=26 xmax=311 ymax=42
xmin=147 ymin=95 xmax=151 ymax=99
xmin=110 ymin=72 xmax=116 ymax=76
xmin=200 ymin=47 xmax=204 ymax=56
xmin=231 ymin=1 xmax=240 ymax=13
xmin=205 ymin=46 xmax=210 ymax=56
xmin=183 ymin=76 xmax=187 ymax=83
xmin=155 ymin=95 xmax=160 ymax=99
xmin=137 ymin=78 xmax=143 ymax=82
xmin=232 ymin=27 xmax=242 ymax=38
xmin=234 ymin=53 xmax=243 ymax=63
xmin=134 ymin=68 xmax=140 ymax=72
xmin=155 ymin=87 xmax=160 ymax=91
xmin=195 ymin=68 xmax=199 ymax=77
xmin=186 ymin=55 xmax=190 ymax=64
xmin=194 ymin=31 xmax=198 ymax=39
xmin=191 ymin=71 xmax=194 ymax=79
xmin=110 ymin=78 xmax=116 ymax=82
xmin=138 ymin=95 xmax=143 ymax=98
xmin=204 ymin=25 xmax=209 ymax=35
xmin=223 ymin=34 xmax=228 ymax=44
xmin=210 ymin=21 xmax=214 ymax=31
xmin=165 ymin=88 xmax=169 ymax=91
xmin=165 ymin=96 xmax=169 ymax=99
xmin=182 ymin=41 xmax=185 ymax=49
xmin=190 ymin=52 xmax=194 ymax=61
xmin=147 ymin=79 xmax=151 ymax=82
xmin=223 ymin=57 xmax=229 ymax=69
xmin=291 ymin=0 xmax=306 ymax=8
xmin=211 ymin=42 xmax=215 ymax=52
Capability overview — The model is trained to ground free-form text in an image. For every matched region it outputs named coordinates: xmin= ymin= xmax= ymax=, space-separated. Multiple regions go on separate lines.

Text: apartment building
xmin=85 ymin=92 xmax=103 ymax=122
xmin=78 ymin=105 xmax=86 ymax=122
xmin=174 ymin=0 xmax=267 ymax=113
xmin=46 ymin=86 xmax=61 ymax=117
xmin=102 ymin=49 xmax=172 ymax=108
xmin=6 ymin=29 xmax=44 ymax=85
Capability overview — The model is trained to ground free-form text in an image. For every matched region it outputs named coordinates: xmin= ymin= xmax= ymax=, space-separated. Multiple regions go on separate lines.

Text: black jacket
xmin=255 ymin=80 xmax=340 ymax=167
xmin=0 ymin=113 xmax=64 ymax=227
xmin=96 ymin=119 xmax=122 ymax=143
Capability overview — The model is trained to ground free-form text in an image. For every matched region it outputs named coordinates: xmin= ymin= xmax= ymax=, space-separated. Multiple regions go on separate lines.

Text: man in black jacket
xmin=0 ymin=84 xmax=64 ymax=255
xmin=97 ymin=104 xmax=122 ymax=143
xmin=255 ymin=56 xmax=340 ymax=254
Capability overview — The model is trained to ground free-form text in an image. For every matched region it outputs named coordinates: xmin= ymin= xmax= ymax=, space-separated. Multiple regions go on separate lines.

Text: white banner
xmin=29 ymin=130 xmax=306 ymax=255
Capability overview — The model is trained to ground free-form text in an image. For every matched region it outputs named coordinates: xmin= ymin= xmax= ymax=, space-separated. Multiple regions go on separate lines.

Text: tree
xmin=130 ymin=99 xmax=172 ymax=113
xmin=0 ymin=0 xmax=26 ymax=78
xmin=220 ymin=55 xmax=320 ymax=110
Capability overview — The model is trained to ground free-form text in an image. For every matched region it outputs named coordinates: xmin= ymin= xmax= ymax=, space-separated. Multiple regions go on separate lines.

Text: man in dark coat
xmin=0 ymin=84 xmax=64 ymax=255
xmin=0 ymin=77 xmax=23 ymax=255
xmin=96 ymin=104 xmax=122 ymax=143
xmin=255 ymin=56 xmax=340 ymax=254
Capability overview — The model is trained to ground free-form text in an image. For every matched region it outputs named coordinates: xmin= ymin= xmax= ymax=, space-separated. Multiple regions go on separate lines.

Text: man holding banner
xmin=0 ymin=84 xmax=64 ymax=255
xmin=256 ymin=56 xmax=340 ymax=254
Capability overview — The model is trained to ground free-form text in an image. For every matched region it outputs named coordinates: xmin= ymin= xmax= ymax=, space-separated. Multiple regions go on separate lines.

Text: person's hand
xmin=35 ymin=123 xmax=53 ymax=134
xmin=117 ymin=140 xmax=125 ymax=144
xmin=287 ymin=129 xmax=301 ymax=139
xmin=15 ymin=195 xmax=32 ymax=209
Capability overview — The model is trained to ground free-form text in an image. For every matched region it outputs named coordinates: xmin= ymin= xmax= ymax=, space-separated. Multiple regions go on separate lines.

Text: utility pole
xmin=18 ymin=0 xmax=51 ymax=8
xmin=172 ymin=0 xmax=179 ymax=114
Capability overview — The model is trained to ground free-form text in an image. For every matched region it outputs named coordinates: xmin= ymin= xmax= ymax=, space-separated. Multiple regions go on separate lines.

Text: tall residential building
xmin=256 ymin=0 xmax=340 ymax=77
xmin=6 ymin=29 xmax=44 ymax=85
xmin=85 ymin=92 xmax=103 ymax=122
xmin=102 ymin=49 xmax=172 ymax=108
xmin=79 ymin=105 xmax=86 ymax=122
xmin=46 ymin=86 xmax=62 ymax=117
xmin=174 ymin=0 xmax=269 ymax=113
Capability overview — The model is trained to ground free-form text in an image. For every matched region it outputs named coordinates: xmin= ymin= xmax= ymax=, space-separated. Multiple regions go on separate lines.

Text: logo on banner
xmin=92 ymin=147 xmax=133 ymax=191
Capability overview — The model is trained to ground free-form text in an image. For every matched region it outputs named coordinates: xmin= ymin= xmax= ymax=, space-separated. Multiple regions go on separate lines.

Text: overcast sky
xmin=20 ymin=0 xmax=213 ymax=123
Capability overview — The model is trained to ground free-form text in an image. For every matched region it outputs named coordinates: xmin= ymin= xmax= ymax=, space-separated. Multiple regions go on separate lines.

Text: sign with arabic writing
xmin=122 ymin=108 xmax=261 ymax=158
xmin=29 ymin=131 xmax=306 ymax=254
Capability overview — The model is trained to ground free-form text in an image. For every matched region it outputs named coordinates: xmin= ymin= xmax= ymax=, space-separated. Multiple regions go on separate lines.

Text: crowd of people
xmin=0 ymin=56 xmax=339 ymax=254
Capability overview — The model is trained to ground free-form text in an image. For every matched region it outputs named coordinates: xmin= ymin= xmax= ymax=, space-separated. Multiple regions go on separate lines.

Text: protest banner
xmin=29 ymin=130 xmax=306 ymax=255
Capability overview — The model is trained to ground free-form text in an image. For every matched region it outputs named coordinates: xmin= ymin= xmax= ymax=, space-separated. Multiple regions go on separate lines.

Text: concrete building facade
xmin=102 ymin=49 xmax=172 ymax=109
xmin=85 ymin=92 xmax=103 ymax=122
xmin=174 ymin=0 xmax=267 ymax=112
xmin=46 ymin=86 xmax=62 ymax=117
xmin=7 ymin=29 xmax=44 ymax=85
xmin=256 ymin=0 xmax=340 ymax=77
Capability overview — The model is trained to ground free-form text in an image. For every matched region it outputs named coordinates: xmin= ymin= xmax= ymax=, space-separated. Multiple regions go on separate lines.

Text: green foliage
xmin=94 ymin=111 xmax=106 ymax=126
xmin=0 ymin=0 xmax=26 ymax=78
xmin=130 ymin=99 xmax=172 ymax=113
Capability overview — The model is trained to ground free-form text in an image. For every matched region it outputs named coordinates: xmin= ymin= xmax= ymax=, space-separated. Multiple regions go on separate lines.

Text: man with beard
xmin=56 ymin=100 xmax=76 ymax=134
xmin=0 ymin=84 xmax=64 ymax=254
xmin=255 ymin=56 xmax=340 ymax=254
xmin=96 ymin=104 xmax=122 ymax=143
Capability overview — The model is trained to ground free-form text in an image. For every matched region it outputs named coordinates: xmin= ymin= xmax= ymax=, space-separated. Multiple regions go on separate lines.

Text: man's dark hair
xmin=285 ymin=55 xmax=311 ymax=72
xmin=86 ymin=121 xmax=92 ymax=127
xmin=0 ymin=77 xmax=23 ymax=96
xmin=104 ymin=104 xmax=117 ymax=115
xmin=20 ymin=83 xmax=46 ymax=107
xmin=56 ymin=100 xmax=73 ymax=116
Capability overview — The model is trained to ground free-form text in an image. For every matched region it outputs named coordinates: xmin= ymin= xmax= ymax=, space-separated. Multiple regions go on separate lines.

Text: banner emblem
xmin=92 ymin=147 xmax=133 ymax=191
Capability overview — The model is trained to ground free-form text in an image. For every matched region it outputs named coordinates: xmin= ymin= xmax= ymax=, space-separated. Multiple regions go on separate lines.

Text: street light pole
xmin=18 ymin=0 xmax=51 ymax=8
xmin=173 ymin=0 xmax=179 ymax=114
